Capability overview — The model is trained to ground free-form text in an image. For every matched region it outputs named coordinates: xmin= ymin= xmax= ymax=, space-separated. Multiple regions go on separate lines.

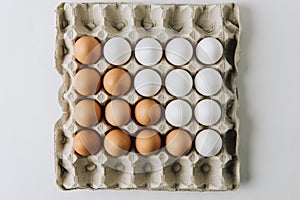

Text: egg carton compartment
xmin=55 ymin=2 xmax=240 ymax=191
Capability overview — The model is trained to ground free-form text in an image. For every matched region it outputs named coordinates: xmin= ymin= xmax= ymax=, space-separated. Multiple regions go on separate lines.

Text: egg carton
xmin=55 ymin=2 xmax=240 ymax=191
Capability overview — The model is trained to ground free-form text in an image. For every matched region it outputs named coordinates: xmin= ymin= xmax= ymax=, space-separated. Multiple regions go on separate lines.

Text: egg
xmin=194 ymin=68 xmax=222 ymax=96
xmin=165 ymin=38 xmax=193 ymax=66
xmin=135 ymin=38 xmax=163 ymax=66
xmin=74 ymin=36 xmax=101 ymax=65
xmin=73 ymin=68 xmax=101 ymax=96
xmin=105 ymin=99 xmax=131 ymax=126
xmin=195 ymin=129 xmax=222 ymax=157
xmin=196 ymin=37 xmax=223 ymax=65
xmin=104 ymin=129 xmax=131 ymax=157
xmin=135 ymin=129 xmax=161 ymax=156
xmin=166 ymin=129 xmax=192 ymax=157
xmin=194 ymin=99 xmax=221 ymax=126
xmin=103 ymin=37 xmax=132 ymax=65
xmin=165 ymin=100 xmax=192 ymax=127
xmin=73 ymin=129 xmax=101 ymax=156
xmin=135 ymin=99 xmax=161 ymax=126
xmin=165 ymin=69 xmax=193 ymax=97
xmin=134 ymin=69 xmax=161 ymax=97
xmin=103 ymin=68 xmax=131 ymax=96
xmin=73 ymin=99 xmax=101 ymax=127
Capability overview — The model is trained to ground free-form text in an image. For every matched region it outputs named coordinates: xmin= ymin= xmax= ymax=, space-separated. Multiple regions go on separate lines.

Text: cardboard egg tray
xmin=55 ymin=2 xmax=241 ymax=191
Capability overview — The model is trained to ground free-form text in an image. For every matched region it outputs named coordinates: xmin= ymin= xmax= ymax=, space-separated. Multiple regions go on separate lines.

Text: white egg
xmin=194 ymin=99 xmax=221 ymax=126
xmin=165 ymin=69 xmax=193 ymax=97
xmin=103 ymin=37 xmax=132 ymax=65
xmin=165 ymin=100 xmax=192 ymax=127
xmin=195 ymin=68 xmax=222 ymax=96
xmin=165 ymin=38 xmax=193 ymax=66
xmin=195 ymin=129 xmax=222 ymax=157
xmin=134 ymin=69 xmax=162 ymax=97
xmin=135 ymin=38 xmax=163 ymax=66
xmin=196 ymin=37 xmax=223 ymax=65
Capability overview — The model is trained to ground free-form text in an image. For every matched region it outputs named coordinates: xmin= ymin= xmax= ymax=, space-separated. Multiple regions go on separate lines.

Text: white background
xmin=0 ymin=0 xmax=299 ymax=199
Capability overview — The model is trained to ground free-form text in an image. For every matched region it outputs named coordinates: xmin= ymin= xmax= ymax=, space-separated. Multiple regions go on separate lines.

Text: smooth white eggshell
xmin=165 ymin=100 xmax=192 ymax=127
xmin=135 ymin=38 xmax=163 ymax=66
xmin=196 ymin=37 xmax=223 ymax=65
xmin=165 ymin=69 xmax=193 ymax=97
xmin=165 ymin=38 xmax=193 ymax=66
xmin=103 ymin=37 xmax=132 ymax=65
xmin=195 ymin=68 xmax=222 ymax=96
xmin=195 ymin=129 xmax=222 ymax=157
xmin=134 ymin=69 xmax=162 ymax=97
xmin=194 ymin=99 xmax=221 ymax=126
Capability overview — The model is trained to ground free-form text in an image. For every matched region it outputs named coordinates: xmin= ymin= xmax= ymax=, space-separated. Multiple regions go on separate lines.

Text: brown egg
xmin=73 ymin=129 xmax=101 ymax=156
xmin=74 ymin=36 xmax=101 ymax=64
xmin=73 ymin=68 xmax=101 ymax=96
xmin=104 ymin=129 xmax=131 ymax=157
xmin=103 ymin=68 xmax=131 ymax=96
xmin=135 ymin=99 xmax=161 ymax=126
xmin=135 ymin=129 xmax=161 ymax=156
xmin=105 ymin=99 xmax=131 ymax=126
xmin=166 ymin=129 xmax=192 ymax=157
xmin=73 ymin=99 xmax=101 ymax=127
